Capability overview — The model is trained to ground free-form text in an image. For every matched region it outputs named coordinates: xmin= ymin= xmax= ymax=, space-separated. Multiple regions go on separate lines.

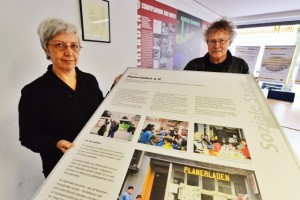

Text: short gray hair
xmin=37 ymin=18 xmax=80 ymax=59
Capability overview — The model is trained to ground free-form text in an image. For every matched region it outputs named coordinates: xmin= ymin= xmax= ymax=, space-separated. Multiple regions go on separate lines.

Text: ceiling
xmin=193 ymin=0 xmax=300 ymax=26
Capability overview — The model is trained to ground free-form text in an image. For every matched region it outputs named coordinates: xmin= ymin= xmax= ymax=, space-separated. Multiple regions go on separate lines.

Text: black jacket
xmin=184 ymin=50 xmax=249 ymax=74
xmin=19 ymin=65 xmax=104 ymax=177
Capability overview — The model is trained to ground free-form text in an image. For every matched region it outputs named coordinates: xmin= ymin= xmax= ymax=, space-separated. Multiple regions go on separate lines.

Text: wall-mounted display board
xmin=31 ymin=68 xmax=299 ymax=200
xmin=258 ymin=45 xmax=296 ymax=83
xmin=137 ymin=0 xmax=204 ymax=70
xmin=234 ymin=46 xmax=261 ymax=75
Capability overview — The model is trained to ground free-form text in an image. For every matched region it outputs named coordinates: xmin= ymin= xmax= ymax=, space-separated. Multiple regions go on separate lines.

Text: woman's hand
xmin=114 ymin=74 xmax=123 ymax=84
xmin=56 ymin=140 xmax=75 ymax=153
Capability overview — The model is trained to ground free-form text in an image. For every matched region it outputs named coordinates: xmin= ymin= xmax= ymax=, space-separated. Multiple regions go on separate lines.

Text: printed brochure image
xmin=193 ymin=123 xmax=251 ymax=161
xmin=138 ymin=117 xmax=188 ymax=151
xmin=90 ymin=110 xmax=141 ymax=141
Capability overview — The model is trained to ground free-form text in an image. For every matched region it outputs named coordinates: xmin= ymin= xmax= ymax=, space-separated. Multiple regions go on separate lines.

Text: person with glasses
xmin=18 ymin=18 xmax=116 ymax=177
xmin=184 ymin=18 xmax=249 ymax=74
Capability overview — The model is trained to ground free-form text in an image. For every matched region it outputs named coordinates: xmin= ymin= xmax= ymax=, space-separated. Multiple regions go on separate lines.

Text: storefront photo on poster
xmin=119 ymin=150 xmax=262 ymax=200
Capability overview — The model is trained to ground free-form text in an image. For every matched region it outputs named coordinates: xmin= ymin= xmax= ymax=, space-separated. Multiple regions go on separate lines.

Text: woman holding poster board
xmin=18 ymin=18 xmax=117 ymax=177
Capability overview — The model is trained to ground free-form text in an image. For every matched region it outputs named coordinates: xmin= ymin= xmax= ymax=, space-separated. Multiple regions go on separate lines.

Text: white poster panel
xmin=234 ymin=46 xmax=261 ymax=75
xmin=31 ymin=68 xmax=300 ymax=200
xmin=258 ymin=45 xmax=296 ymax=82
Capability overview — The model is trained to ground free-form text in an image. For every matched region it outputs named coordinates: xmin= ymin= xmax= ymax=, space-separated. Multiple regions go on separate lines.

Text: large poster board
xmin=258 ymin=45 xmax=296 ymax=82
xmin=31 ymin=68 xmax=300 ymax=200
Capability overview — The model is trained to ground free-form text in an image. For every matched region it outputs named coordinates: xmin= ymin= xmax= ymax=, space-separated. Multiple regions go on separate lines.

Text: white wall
xmin=157 ymin=0 xmax=219 ymax=22
xmin=0 ymin=0 xmax=136 ymax=199
xmin=0 ymin=0 xmax=217 ymax=199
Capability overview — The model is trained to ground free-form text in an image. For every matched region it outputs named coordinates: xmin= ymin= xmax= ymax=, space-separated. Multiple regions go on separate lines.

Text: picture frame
xmin=79 ymin=0 xmax=111 ymax=43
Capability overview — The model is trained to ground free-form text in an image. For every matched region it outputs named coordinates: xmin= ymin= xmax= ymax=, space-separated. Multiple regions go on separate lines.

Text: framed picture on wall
xmin=79 ymin=0 xmax=111 ymax=43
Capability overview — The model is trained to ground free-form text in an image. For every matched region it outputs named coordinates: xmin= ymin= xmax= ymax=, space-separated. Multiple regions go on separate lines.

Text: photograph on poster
xmin=90 ymin=110 xmax=141 ymax=141
xmin=119 ymin=150 xmax=262 ymax=200
xmin=193 ymin=123 xmax=251 ymax=160
xmin=138 ymin=116 xmax=188 ymax=151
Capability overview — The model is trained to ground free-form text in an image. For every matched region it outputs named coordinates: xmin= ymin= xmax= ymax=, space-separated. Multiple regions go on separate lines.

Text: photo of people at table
xmin=193 ymin=123 xmax=251 ymax=160
xmin=138 ymin=117 xmax=188 ymax=151
xmin=90 ymin=110 xmax=141 ymax=141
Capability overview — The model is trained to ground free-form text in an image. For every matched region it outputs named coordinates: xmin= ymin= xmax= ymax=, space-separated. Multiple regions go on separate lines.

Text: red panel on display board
xmin=137 ymin=0 xmax=177 ymax=68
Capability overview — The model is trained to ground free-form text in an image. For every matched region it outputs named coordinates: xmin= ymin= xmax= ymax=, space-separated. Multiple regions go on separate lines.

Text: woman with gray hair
xmin=18 ymin=18 xmax=105 ymax=177
xmin=184 ymin=18 xmax=249 ymax=74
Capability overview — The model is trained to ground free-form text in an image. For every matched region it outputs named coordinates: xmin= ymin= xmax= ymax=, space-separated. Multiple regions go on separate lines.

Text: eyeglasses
xmin=47 ymin=42 xmax=82 ymax=52
xmin=207 ymin=39 xmax=230 ymax=46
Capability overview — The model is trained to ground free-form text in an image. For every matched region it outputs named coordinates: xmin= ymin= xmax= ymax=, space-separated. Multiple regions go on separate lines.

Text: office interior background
xmin=1 ymin=0 xmax=299 ymax=199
